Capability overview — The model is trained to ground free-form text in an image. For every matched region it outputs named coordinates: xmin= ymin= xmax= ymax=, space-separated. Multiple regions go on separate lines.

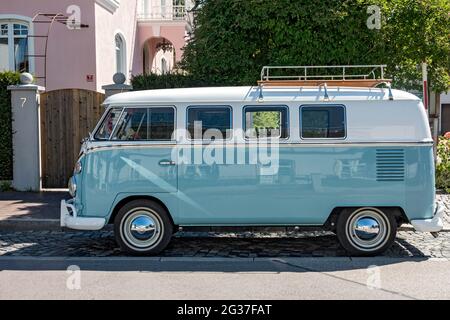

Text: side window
xmin=148 ymin=107 xmax=175 ymax=140
xmin=187 ymin=106 xmax=232 ymax=140
xmin=301 ymin=105 xmax=346 ymax=139
xmin=112 ymin=107 xmax=175 ymax=141
xmin=244 ymin=106 xmax=288 ymax=139
xmin=112 ymin=108 xmax=148 ymax=140
xmin=94 ymin=108 xmax=123 ymax=140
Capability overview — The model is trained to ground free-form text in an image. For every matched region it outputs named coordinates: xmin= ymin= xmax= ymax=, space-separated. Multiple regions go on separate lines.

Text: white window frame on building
xmin=115 ymin=32 xmax=127 ymax=76
xmin=161 ymin=57 xmax=168 ymax=74
xmin=0 ymin=16 xmax=34 ymax=73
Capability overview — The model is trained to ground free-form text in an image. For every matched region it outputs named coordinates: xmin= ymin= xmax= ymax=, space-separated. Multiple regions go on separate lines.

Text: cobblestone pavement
xmin=0 ymin=194 xmax=448 ymax=258
xmin=0 ymin=229 xmax=449 ymax=258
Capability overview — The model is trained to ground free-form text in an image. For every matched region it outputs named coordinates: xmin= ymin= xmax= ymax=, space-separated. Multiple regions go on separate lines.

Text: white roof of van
xmin=104 ymin=86 xmax=421 ymax=105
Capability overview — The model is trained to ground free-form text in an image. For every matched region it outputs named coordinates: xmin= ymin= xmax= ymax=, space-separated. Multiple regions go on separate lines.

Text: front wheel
xmin=336 ymin=207 xmax=397 ymax=256
xmin=114 ymin=199 xmax=173 ymax=255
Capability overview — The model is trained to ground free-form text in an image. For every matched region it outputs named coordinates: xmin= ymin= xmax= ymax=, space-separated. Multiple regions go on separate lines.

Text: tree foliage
xmin=132 ymin=73 xmax=212 ymax=90
xmin=252 ymin=111 xmax=280 ymax=129
xmin=382 ymin=0 xmax=450 ymax=92
xmin=180 ymin=0 xmax=450 ymax=92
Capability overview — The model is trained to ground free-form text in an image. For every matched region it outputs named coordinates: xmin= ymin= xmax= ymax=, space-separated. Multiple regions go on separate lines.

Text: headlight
xmin=74 ymin=161 xmax=82 ymax=174
xmin=68 ymin=176 xmax=77 ymax=197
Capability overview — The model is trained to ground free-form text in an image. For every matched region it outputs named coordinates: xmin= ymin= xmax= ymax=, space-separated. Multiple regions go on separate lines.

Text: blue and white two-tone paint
xmin=61 ymin=85 xmax=444 ymax=256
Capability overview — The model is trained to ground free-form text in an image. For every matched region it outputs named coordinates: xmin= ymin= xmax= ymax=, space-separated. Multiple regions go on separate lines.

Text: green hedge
xmin=436 ymin=136 xmax=450 ymax=193
xmin=0 ymin=72 xmax=20 ymax=181
xmin=131 ymin=73 xmax=223 ymax=91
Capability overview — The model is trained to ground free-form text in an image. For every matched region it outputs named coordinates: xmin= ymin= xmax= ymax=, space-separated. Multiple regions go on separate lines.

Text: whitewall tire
xmin=336 ymin=207 xmax=397 ymax=256
xmin=114 ymin=199 xmax=173 ymax=255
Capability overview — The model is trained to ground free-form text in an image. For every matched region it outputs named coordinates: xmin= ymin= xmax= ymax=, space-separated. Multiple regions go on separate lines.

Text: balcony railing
xmin=137 ymin=5 xmax=187 ymax=21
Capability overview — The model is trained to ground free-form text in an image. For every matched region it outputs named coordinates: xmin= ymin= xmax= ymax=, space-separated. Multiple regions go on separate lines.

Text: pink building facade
xmin=0 ymin=0 xmax=193 ymax=92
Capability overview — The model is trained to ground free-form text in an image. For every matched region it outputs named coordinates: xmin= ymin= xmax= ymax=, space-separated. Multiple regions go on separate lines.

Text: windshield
xmin=94 ymin=107 xmax=123 ymax=140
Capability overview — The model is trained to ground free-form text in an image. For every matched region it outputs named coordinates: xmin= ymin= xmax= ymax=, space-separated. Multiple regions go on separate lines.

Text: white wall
xmin=95 ymin=1 xmax=138 ymax=91
xmin=441 ymin=93 xmax=450 ymax=104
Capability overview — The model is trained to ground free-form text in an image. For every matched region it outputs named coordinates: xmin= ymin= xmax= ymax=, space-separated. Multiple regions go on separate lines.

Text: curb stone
xmin=0 ymin=219 xmax=61 ymax=231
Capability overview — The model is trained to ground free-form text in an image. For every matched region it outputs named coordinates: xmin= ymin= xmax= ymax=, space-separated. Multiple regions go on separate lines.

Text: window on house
xmin=111 ymin=107 xmax=175 ymax=141
xmin=0 ymin=21 xmax=29 ymax=72
xmin=301 ymin=105 xmax=346 ymax=139
xmin=187 ymin=106 xmax=232 ymax=140
xmin=115 ymin=34 xmax=126 ymax=75
xmin=161 ymin=57 xmax=168 ymax=74
xmin=161 ymin=0 xmax=168 ymax=18
xmin=173 ymin=0 xmax=186 ymax=19
xmin=0 ymin=24 xmax=9 ymax=71
xmin=143 ymin=0 xmax=150 ymax=16
xmin=244 ymin=106 xmax=288 ymax=139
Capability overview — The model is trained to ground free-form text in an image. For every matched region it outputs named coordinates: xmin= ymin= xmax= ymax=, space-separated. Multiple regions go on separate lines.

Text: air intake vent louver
xmin=376 ymin=149 xmax=405 ymax=182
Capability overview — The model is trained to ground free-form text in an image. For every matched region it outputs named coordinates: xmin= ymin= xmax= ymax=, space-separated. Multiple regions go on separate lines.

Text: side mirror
xmin=81 ymin=132 xmax=91 ymax=144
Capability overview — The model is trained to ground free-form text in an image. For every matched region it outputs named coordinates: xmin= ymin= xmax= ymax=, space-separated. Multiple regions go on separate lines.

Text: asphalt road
xmin=0 ymin=257 xmax=449 ymax=299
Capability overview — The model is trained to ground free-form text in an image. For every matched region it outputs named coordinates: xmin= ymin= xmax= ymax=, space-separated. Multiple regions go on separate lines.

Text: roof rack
xmin=258 ymin=65 xmax=391 ymax=88
xmin=256 ymin=65 xmax=394 ymax=102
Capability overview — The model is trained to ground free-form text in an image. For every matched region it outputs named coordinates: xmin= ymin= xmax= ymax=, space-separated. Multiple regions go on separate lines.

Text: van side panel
xmin=176 ymin=144 xmax=432 ymax=225
xmin=78 ymin=144 xmax=434 ymax=226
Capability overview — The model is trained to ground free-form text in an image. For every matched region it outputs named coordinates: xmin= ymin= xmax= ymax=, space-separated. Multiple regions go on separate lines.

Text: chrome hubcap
xmin=121 ymin=208 xmax=163 ymax=250
xmin=346 ymin=208 xmax=389 ymax=251
xmin=354 ymin=217 xmax=380 ymax=241
xmin=130 ymin=215 xmax=156 ymax=241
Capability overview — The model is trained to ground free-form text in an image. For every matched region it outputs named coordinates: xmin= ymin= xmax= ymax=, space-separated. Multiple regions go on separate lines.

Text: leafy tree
xmin=380 ymin=0 xmax=450 ymax=92
xmin=132 ymin=73 xmax=210 ymax=90
xmin=181 ymin=0 xmax=450 ymax=93
xmin=252 ymin=111 xmax=280 ymax=130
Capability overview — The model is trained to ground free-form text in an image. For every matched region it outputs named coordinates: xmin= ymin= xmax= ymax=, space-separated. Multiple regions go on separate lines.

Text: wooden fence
xmin=40 ymin=89 xmax=105 ymax=188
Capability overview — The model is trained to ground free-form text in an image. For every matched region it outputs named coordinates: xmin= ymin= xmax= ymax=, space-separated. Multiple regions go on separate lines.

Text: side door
xmin=83 ymin=106 xmax=178 ymax=218
xmin=107 ymin=106 xmax=178 ymax=193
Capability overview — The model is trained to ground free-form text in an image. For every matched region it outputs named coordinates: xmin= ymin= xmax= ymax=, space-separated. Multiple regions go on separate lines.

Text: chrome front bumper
xmin=410 ymin=203 xmax=444 ymax=233
xmin=60 ymin=200 xmax=106 ymax=231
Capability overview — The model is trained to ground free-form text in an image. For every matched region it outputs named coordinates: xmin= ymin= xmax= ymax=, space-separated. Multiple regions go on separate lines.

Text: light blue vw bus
xmin=61 ymin=66 xmax=444 ymax=256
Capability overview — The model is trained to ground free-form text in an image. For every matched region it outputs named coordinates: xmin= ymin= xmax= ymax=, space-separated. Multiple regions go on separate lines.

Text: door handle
xmin=159 ymin=160 xmax=176 ymax=166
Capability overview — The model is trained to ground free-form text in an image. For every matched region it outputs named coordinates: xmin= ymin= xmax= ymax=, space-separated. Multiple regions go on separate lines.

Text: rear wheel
xmin=114 ymin=199 xmax=173 ymax=255
xmin=336 ymin=207 xmax=397 ymax=256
